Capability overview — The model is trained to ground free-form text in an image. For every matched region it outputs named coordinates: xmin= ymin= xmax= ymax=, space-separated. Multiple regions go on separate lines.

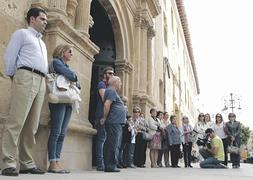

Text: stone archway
xmin=97 ymin=0 xmax=133 ymax=98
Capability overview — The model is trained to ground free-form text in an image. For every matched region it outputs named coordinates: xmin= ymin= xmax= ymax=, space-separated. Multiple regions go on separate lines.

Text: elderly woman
xmin=47 ymin=44 xmax=80 ymax=173
xmin=167 ymin=115 xmax=181 ymax=168
xmin=147 ymin=108 xmax=162 ymax=168
xmin=226 ymin=113 xmax=241 ymax=168
xmin=133 ymin=107 xmax=148 ymax=168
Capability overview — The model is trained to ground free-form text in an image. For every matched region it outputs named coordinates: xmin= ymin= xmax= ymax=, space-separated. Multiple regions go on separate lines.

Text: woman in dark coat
xmin=226 ymin=113 xmax=241 ymax=168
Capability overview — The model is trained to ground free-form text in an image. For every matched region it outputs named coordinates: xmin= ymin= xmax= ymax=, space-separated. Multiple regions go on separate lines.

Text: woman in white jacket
xmin=147 ymin=108 xmax=162 ymax=168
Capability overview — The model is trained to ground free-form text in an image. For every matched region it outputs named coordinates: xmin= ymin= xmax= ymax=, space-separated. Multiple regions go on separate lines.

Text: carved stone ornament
xmin=67 ymin=0 xmax=78 ymax=19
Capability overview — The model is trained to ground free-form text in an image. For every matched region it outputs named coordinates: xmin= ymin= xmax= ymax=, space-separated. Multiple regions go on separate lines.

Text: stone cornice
xmin=115 ymin=59 xmax=133 ymax=74
xmin=133 ymin=93 xmax=156 ymax=107
xmin=175 ymin=0 xmax=200 ymax=94
xmin=46 ymin=17 xmax=99 ymax=61
xmin=147 ymin=0 xmax=162 ymax=17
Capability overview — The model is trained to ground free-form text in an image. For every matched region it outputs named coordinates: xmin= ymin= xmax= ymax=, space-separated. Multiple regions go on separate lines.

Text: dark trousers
xmin=124 ymin=143 xmax=135 ymax=166
xmin=96 ymin=123 xmax=106 ymax=169
xmin=116 ymin=126 xmax=123 ymax=165
xmin=182 ymin=142 xmax=192 ymax=167
xmin=157 ymin=150 xmax=163 ymax=165
xmin=222 ymin=138 xmax=228 ymax=166
xmin=134 ymin=133 xmax=147 ymax=167
xmin=104 ymin=123 xmax=122 ymax=170
xmin=170 ymin=144 xmax=180 ymax=167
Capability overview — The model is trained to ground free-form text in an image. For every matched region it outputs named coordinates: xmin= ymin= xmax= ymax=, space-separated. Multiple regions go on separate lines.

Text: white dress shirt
xmin=4 ymin=27 xmax=48 ymax=76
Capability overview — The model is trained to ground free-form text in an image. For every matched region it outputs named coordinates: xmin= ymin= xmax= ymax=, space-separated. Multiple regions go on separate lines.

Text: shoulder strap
xmin=49 ymin=61 xmax=56 ymax=73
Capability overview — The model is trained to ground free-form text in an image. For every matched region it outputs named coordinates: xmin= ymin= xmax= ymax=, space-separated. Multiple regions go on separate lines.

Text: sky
xmin=184 ymin=0 xmax=253 ymax=129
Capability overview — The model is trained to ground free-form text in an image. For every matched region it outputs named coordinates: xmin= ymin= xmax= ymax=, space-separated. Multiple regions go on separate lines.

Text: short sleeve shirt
xmin=95 ymin=80 xmax=107 ymax=119
xmin=211 ymin=136 xmax=225 ymax=161
xmin=104 ymin=87 xmax=126 ymax=124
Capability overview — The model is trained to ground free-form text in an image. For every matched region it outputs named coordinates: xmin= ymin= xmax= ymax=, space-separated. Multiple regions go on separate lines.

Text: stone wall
xmin=0 ymin=0 xmax=163 ymax=170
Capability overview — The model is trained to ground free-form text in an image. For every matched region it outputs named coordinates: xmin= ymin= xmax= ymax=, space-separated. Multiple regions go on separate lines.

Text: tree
xmin=241 ymin=124 xmax=251 ymax=146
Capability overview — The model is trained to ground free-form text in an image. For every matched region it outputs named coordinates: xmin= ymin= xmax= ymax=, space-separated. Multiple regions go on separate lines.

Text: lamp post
xmin=222 ymin=93 xmax=242 ymax=113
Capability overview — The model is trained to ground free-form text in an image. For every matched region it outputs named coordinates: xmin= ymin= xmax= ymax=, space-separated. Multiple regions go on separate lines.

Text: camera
xmin=196 ymin=135 xmax=211 ymax=149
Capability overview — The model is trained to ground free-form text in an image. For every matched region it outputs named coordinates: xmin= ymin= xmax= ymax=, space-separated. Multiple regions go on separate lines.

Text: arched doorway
xmin=88 ymin=0 xmax=116 ymax=166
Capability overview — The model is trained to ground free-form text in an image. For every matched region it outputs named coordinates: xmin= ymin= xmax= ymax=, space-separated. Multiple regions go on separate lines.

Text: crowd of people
xmin=93 ymin=65 xmax=242 ymax=172
xmin=1 ymin=7 xmax=243 ymax=176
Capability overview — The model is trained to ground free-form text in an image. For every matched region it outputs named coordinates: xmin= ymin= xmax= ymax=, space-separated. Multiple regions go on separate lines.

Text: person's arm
xmin=100 ymin=89 xmax=115 ymax=124
xmin=103 ymin=99 xmax=112 ymax=120
xmin=167 ymin=126 xmax=173 ymax=146
xmin=4 ymin=30 xmax=24 ymax=77
xmin=99 ymin=89 xmax=105 ymax=102
xmin=234 ymin=122 xmax=241 ymax=138
xmin=53 ymin=59 xmax=77 ymax=81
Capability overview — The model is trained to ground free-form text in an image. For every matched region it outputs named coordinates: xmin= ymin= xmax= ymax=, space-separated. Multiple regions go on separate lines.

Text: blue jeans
xmin=125 ymin=143 xmax=135 ymax=166
xmin=48 ymin=103 xmax=72 ymax=162
xmin=199 ymin=148 xmax=225 ymax=168
xmin=96 ymin=122 xmax=106 ymax=169
xmin=200 ymin=157 xmax=225 ymax=168
xmin=104 ymin=123 xmax=122 ymax=170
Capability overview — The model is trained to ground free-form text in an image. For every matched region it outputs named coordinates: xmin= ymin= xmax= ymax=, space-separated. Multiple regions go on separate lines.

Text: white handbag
xmin=46 ymin=62 xmax=81 ymax=104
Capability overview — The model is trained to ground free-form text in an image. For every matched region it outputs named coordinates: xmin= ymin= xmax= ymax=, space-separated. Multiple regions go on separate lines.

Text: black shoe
xmin=117 ymin=164 xmax=123 ymax=169
xmin=176 ymin=165 xmax=181 ymax=168
xmin=188 ymin=165 xmax=193 ymax=168
xmin=96 ymin=166 xmax=104 ymax=171
xmin=127 ymin=164 xmax=136 ymax=168
xmin=104 ymin=168 xmax=120 ymax=172
xmin=19 ymin=167 xmax=45 ymax=174
xmin=1 ymin=167 xmax=19 ymax=176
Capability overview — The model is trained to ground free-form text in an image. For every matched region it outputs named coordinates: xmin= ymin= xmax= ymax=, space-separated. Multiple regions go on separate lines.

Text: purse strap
xmin=49 ymin=61 xmax=56 ymax=74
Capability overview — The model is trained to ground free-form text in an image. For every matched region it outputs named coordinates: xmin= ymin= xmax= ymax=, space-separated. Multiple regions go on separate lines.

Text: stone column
xmin=66 ymin=0 xmax=78 ymax=24
xmin=147 ymin=27 xmax=155 ymax=97
xmin=133 ymin=15 xmax=143 ymax=94
xmin=47 ymin=0 xmax=68 ymax=18
xmin=75 ymin=0 xmax=91 ymax=38
xmin=139 ymin=18 xmax=149 ymax=94
xmin=115 ymin=60 xmax=133 ymax=97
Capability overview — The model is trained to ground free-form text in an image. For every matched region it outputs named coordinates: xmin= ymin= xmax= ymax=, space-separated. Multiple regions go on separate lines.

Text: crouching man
xmin=199 ymin=128 xmax=227 ymax=168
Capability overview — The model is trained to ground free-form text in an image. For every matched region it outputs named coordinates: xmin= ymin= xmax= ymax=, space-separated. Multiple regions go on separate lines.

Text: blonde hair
xmin=52 ymin=44 xmax=74 ymax=59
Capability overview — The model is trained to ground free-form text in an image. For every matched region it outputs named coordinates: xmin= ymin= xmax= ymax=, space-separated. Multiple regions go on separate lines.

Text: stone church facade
xmin=0 ymin=0 xmax=199 ymax=170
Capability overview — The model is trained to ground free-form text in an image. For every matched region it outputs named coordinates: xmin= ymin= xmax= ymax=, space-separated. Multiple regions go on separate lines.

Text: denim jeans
xmin=200 ymin=157 xmax=225 ymax=168
xmin=125 ymin=143 xmax=135 ymax=166
xmin=96 ymin=122 xmax=106 ymax=169
xmin=48 ymin=103 xmax=72 ymax=162
xmin=104 ymin=123 xmax=122 ymax=170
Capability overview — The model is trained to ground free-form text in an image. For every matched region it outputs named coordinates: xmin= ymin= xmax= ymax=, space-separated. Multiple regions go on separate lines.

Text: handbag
xmin=46 ymin=62 xmax=81 ymax=104
xmin=142 ymin=131 xmax=153 ymax=141
xmin=227 ymin=145 xmax=240 ymax=154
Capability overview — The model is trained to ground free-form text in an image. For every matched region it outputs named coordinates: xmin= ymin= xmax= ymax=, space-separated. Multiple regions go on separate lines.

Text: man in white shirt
xmin=1 ymin=7 xmax=48 ymax=176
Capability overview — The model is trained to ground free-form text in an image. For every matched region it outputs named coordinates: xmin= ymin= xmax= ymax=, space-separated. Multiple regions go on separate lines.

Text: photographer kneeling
xmin=199 ymin=128 xmax=227 ymax=168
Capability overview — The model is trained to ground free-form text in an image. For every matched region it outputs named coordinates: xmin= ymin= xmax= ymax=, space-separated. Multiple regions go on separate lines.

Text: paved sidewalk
xmin=0 ymin=163 xmax=252 ymax=180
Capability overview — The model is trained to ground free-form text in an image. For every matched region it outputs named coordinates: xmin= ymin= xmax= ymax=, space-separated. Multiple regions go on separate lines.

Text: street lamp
xmin=222 ymin=93 xmax=242 ymax=113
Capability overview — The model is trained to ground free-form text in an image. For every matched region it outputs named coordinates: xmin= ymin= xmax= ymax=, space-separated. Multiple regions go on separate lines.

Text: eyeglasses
xmin=229 ymin=115 xmax=235 ymax=118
